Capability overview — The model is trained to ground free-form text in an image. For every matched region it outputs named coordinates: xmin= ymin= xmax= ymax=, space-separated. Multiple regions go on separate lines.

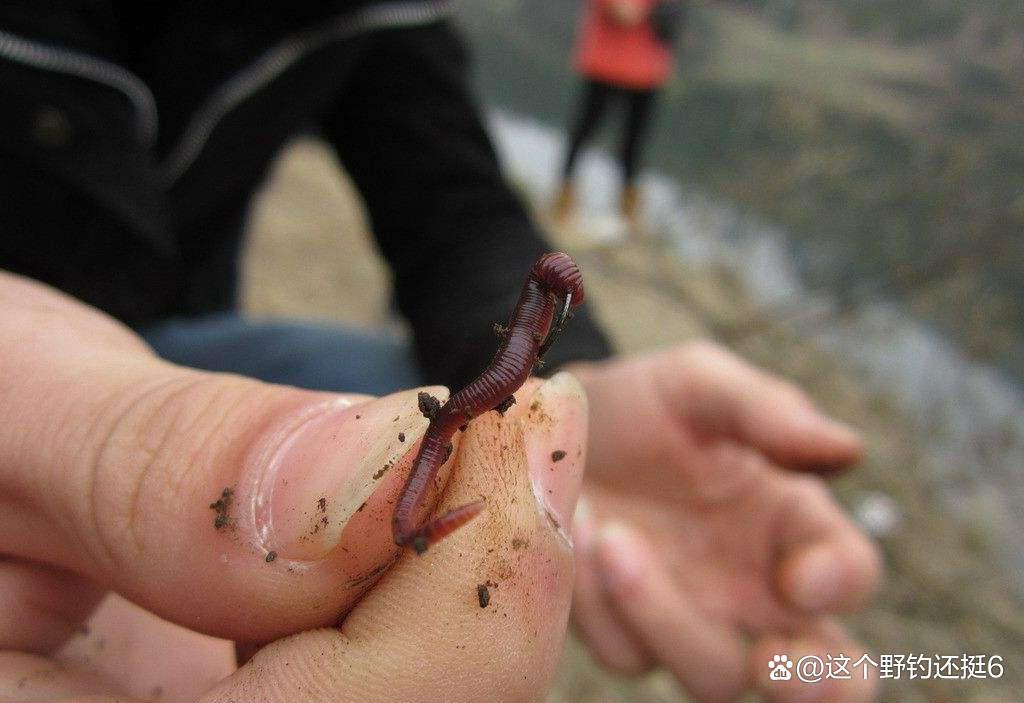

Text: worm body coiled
xmin=392 ymin=252 xmax=585 ymax=553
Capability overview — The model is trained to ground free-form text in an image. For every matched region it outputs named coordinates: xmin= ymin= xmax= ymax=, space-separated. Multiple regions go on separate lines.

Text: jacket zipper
xmin=0 ymin=28 xmax=158 ymax=148
xmin=1 ymin=1 xmax=451 ymax=181
xmin=160 ymin=0 xmax=455 ymax=186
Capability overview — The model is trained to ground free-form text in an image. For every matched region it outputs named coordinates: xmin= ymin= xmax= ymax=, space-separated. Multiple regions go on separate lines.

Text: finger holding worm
xmin=392 ymin=252 xmax=586 ymax=554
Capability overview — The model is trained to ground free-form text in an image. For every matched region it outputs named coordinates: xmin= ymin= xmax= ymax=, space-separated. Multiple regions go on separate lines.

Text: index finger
xmin=666 ymin=342 xmax=864 ymax=473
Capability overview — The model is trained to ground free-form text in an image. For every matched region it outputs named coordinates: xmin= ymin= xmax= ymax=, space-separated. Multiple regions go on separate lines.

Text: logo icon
xmin=769 ymin=654 xmax=794 ymax=681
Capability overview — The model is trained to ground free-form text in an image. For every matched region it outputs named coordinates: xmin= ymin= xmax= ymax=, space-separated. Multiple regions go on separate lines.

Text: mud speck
xmin=477 ymin=583 xmax=491 ymax=608
xmin=528 ymin=399 xmax=553 ymax=425
xmin=398 ymin=432 xmax=406 ymax=442
xmin=209 ymin=487 xmax=235 ymax=530
xmin=265 ymin=551 xmax=278 ymax=563
xmin=494 ymin=395 xmax=516 ymax=415
xmin=511 ymin=537 xmax=530 ymax=550
xmin=318 ymin=497 xmax=327 ymax=512
xmin=545 ymin=508 xmax=561 ymax=532
xmin=551 ymin=449 xmax=567 ymax=462
xmin=418 ymin=391 xmax=441 ymax=419
xmin=373 ymin=464 xmax=389 ymax=480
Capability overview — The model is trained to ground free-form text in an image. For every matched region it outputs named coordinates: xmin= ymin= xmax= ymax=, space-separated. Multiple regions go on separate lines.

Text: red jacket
xmin=573 ymin=0 xmax=673 ymax=90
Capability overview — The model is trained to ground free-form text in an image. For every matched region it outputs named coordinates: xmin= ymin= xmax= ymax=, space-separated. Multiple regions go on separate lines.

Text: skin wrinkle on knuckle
xmin=83 ymin=373 xmax=238 ymax=570
xmin=122 ymin=375 xmax=243 ymax=555
xmin=125 ymin=376 xmax=277 ymax=559
xmin=149 ymin=377 xmax=255 ymax=493
xmin=74 ymin=374 xmax=191 ymax=573
xmin=244 ymin=630 xmax=365 ymax=703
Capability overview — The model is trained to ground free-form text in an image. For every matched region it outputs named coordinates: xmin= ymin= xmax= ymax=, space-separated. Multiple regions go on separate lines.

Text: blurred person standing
xmin=554 ymin=0 xmax=683 ymax=233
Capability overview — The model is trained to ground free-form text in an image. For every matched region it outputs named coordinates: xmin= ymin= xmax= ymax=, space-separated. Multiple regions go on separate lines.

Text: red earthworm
xmin=393 ymin=252 xmax=585 ymax=554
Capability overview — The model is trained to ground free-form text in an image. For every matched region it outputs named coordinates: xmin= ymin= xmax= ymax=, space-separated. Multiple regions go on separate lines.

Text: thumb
xmin=0 ymin=277 xmax=454 ymax=642
xmin=204 ymin=373 xmax=589 ymax=703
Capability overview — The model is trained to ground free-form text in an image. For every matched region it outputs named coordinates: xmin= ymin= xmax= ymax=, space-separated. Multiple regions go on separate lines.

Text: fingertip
xmin=782 ymin=410 xmax=865 ymax=474
xmin=778 ymin=543 xmax=840 ymax=613
xmin=821 ymin=418 xmax=864 ymax=460
xmin=815 ymin=419 xmax=865 ymax=472
xmin=778 ymin=539 xmax=883 ymax=614
xmin=524 ymin=372 xmax=588 ymax=544
xmin=594 ymin=521 xmax=652 ymax=596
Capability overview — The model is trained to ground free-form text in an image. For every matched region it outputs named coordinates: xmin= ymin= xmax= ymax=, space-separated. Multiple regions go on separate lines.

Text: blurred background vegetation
xmin=459 ymin=0 xmax=1024 ymax=380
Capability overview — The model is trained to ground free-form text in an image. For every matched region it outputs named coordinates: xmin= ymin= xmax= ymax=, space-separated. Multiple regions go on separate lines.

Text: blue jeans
xmin=140 ymin=313 xmax=423 ymax=395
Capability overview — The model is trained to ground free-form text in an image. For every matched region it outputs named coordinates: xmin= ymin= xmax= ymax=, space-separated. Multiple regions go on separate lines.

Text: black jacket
xmin=0 ymin=0 xmax=611 ymax=388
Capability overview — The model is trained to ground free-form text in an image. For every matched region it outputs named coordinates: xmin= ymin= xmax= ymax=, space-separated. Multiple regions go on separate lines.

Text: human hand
xmin=0 ymin=271 xmax=588 ymax=702
xmin=568 ymin=342 xmax=882 ymax=703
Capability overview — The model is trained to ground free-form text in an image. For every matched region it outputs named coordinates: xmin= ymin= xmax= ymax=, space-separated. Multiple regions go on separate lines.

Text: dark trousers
xmin=561 ymin=79 xmax=659 ymax=185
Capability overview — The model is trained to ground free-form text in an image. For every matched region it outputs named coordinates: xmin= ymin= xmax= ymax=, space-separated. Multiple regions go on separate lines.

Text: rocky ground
xmin=242 ymin=139 xmax=1021 ymax=703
